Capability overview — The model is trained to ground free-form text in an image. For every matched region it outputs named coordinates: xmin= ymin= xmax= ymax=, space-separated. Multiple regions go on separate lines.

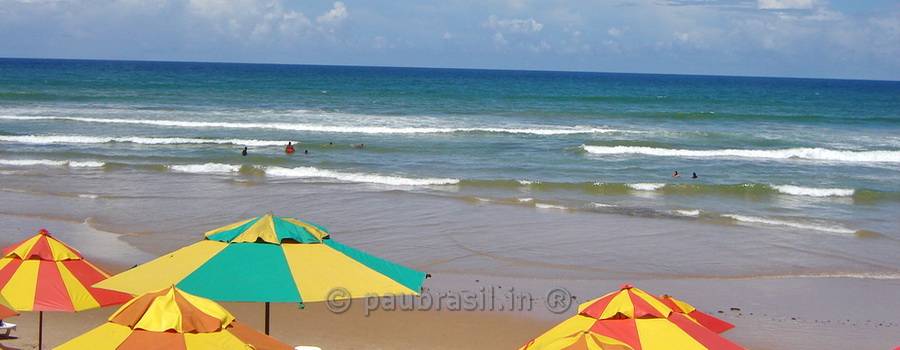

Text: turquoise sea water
xmin=1 ymin=58 xmax=899 ymax=237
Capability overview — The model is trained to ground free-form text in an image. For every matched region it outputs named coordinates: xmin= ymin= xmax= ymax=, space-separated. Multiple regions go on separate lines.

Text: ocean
xmin=1 ymin=57 xmax=899 ymax=245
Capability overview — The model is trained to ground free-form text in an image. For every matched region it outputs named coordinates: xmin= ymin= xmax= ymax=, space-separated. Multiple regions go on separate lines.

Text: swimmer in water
xmin=304 ymin=149 xmax=309 ymax=155
xmin=285 ymin=142 xmax=295 ymax=154
xmin=241 ymin=147 xmax=248 ymax=156
xmin=692 ymin=172 xmax=698 ymax=179
xmin=672 ymin=170 xmax=680 ymax=178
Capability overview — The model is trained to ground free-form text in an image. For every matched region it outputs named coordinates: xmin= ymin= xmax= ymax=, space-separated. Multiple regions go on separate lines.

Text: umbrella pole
xmin=265 ymin=302 xmax=270 ymax=335
xmin=38 ymin=311 xmax=43 ymax=350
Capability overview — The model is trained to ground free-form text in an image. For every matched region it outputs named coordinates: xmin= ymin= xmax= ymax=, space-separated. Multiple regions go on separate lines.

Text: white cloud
xmin=484 ymin=15 xmax=543 ymax=33
xmin=607 ymin=27 xmax=623 ymax=37
xmin=316 ymin=1 xmax=347 ymax=26
xmin=527 ymin=40 xmax=551 ymax=53
xmin=372 ymin=35 xmax=391 ymax=49
xmin=493 ymin=32 xmax=508 ymax=46
xmin=757 ymin=0 xmax=816 ymax=10
xmin=442 ymin=31 xmax=453 ymax=40
xmin=184 ymin=0 xmax=348 ymax=43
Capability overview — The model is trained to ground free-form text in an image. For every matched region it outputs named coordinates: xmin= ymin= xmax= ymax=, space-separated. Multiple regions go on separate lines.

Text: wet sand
xmin=0 ymin=172 xmax=898 ymax=349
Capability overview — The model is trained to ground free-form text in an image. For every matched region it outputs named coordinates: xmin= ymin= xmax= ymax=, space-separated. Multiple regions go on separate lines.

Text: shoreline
xmin=0 ymin=178 xmax=898 ymax=349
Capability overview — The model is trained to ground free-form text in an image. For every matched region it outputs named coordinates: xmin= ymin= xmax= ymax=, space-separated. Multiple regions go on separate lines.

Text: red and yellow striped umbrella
xmin=522 ymin=284 xmax=745 ymax=350
xmin=0 ymin=229 xmax=132 ymax=349
xmin=659 ymin=294 xmax=734 ymax=334
xmin=56 ymin=286 xmax=292 ymax=350
xmin=0 ymin=293 xmax=16 ymax=319
xmin=0 ymin=229 xmax=131 ymax=311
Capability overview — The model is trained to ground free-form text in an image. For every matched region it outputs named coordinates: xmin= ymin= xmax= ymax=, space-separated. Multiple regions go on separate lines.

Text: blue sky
xmin=1 ymin=0 xmax=898 ymax=80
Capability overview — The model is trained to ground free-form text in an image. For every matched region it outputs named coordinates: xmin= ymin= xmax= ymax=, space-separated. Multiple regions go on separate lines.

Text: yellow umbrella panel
xmin=55 ymin=286 xmax=292 ymax=350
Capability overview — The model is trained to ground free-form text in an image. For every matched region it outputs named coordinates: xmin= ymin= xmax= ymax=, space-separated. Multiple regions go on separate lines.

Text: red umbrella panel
xmin=658 ymin=294 xmax=734 ymax=334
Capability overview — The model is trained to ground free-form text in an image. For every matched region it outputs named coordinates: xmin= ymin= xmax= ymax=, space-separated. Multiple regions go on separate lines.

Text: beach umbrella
xmin=0 ymin=229 xmax=132 ymax=349
xmin=520 ymin=329 xmax=634 ymax=350
xmin=521 ymin=284 xmax=745 ymax=350
xmin=658 ymin=294 xmax=734 ymax=334
xmin=55 ymin=286 xmax=292 ymax=350
xmin=0 ymin=293 xmax=16 ymax=319
xmin=95 ymin=214 xmax=428 ymax=334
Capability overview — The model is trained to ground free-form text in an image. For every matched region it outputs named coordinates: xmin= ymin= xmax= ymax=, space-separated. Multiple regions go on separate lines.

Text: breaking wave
xmin=582 ymin=145 xmax=900 ymax=163
xmin=0 ymin=115 xmax=625 ymax=135
xmin=0 ymin=135 xmax=290 ymax=147
xmin=771 ymin=185 xmax=854 ymax=197
xmin=265 ymin=166 xmax=460 ymax=186
xmin=627 ymin=183 xmax=666 ymax=191
xmin=722 ymin=214 xmax=857 ymax=235
xmin=0 ymin=159 xmax=105 ymax=168
xmin=169 ymin=163 xmax=242 ymax=174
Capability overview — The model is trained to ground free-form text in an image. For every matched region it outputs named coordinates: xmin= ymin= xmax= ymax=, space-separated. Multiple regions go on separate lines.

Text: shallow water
xmin=0 ymin=168 xmax=897 ymax=281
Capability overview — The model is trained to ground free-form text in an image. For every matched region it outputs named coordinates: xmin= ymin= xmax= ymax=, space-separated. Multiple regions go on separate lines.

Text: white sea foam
xmin=169 ymin=163 xmax=241 ymax=174
xmin=591 ymin=202 xmax=616 ymax=208
xmin=265 ymin=166 xmax=460 ymax=186
xmin=673 ymin=209 xmax=701 ymax=217
xmin=757 ymin=272 xmax=900 ymax=280
xmin=78 ymin=194 xmax=99 ymax=199
xmin=0 ymin=135 xmax=289 ymax=147
xmin=535 ymin=203 xmax=568 ymax=210
xmin=0 ymin=159 xmax=105 ymax=168
xmin=771 ymin=185 xmax=855 ymax=197
xmin=722 ymin=214 xmax=856 ymax=235
xmin=0 ymin=116 xmax=626 ymax=135
xmin=517 ymin=197 xmax=534 ymax=203
xmin=628 ymin=183 xmax=666 ymax=191
xmin=518 ymin=180 xmax=539 ymax=185
xmin=582 ymin=145 xmax=900 ymax=163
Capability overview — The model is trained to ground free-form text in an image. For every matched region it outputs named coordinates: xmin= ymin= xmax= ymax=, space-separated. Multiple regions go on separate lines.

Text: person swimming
xmin=304 ymin=149 xmax=309 ymax=155
xmin=672 ymin=170 xmax=680 ymax=178
xmin=285 ymin=142 xmax=295 ymax=154
xmin=241 ymin=147 xmax=248 ymax=156
xmin=692 ymin=172 xmax=698 ymax=179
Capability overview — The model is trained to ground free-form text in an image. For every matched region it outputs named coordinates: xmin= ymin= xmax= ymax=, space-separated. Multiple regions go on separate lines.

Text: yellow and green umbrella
xmin=521 ymin=285 xmax=745 ymax=350
xmin=55 ymin=286 xmax=292 ymax=350
xmin=95 ymin=214 xmax=428 ymax=333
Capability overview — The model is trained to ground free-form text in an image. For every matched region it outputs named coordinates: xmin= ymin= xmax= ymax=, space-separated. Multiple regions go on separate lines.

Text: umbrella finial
xmin=620 ymin=283 xmax=633 ymax=290
xmin=38 ymin=228 xmax=50 ymax=235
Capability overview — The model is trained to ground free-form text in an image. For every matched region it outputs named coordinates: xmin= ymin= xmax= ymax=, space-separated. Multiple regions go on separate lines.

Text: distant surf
xmin=582 ymin=145 xmax=900 ymax=163
xmin=0 ymin=115 xmax=625 ymax=136
xmin=0 ymin=135 xmax=291 ymax=147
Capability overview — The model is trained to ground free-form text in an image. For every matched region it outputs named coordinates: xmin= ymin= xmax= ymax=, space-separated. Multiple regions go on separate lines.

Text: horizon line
xmin=1 ymin=56 xmax=897 ymax=83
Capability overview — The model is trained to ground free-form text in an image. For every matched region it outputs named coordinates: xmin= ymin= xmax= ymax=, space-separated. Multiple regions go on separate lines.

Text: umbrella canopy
xmin=520 ymin=330 xmax=634 ymax=350
xmin=55 ymin=286 xmax=292 ymax=350
xmin=523 ymin=285 xmax=745 ymax=350
xmin=0 ymin=229 xmax=131 ymax=312
xmin=95 ymin=214 xmax=427 ymax=303
xmin=659 ymin=294 xmax=734 ymax=334
xmin=0 ymin=293 xmax=16 ymax=319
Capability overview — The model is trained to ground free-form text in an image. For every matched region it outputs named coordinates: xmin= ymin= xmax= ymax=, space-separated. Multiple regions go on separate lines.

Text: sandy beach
xmin=0 ymin=173 xmax=897 ymax=349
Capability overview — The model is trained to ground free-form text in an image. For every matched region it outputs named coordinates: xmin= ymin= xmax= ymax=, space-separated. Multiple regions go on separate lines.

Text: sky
xmin=1 ymin=0 xmax=898 ymax=80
